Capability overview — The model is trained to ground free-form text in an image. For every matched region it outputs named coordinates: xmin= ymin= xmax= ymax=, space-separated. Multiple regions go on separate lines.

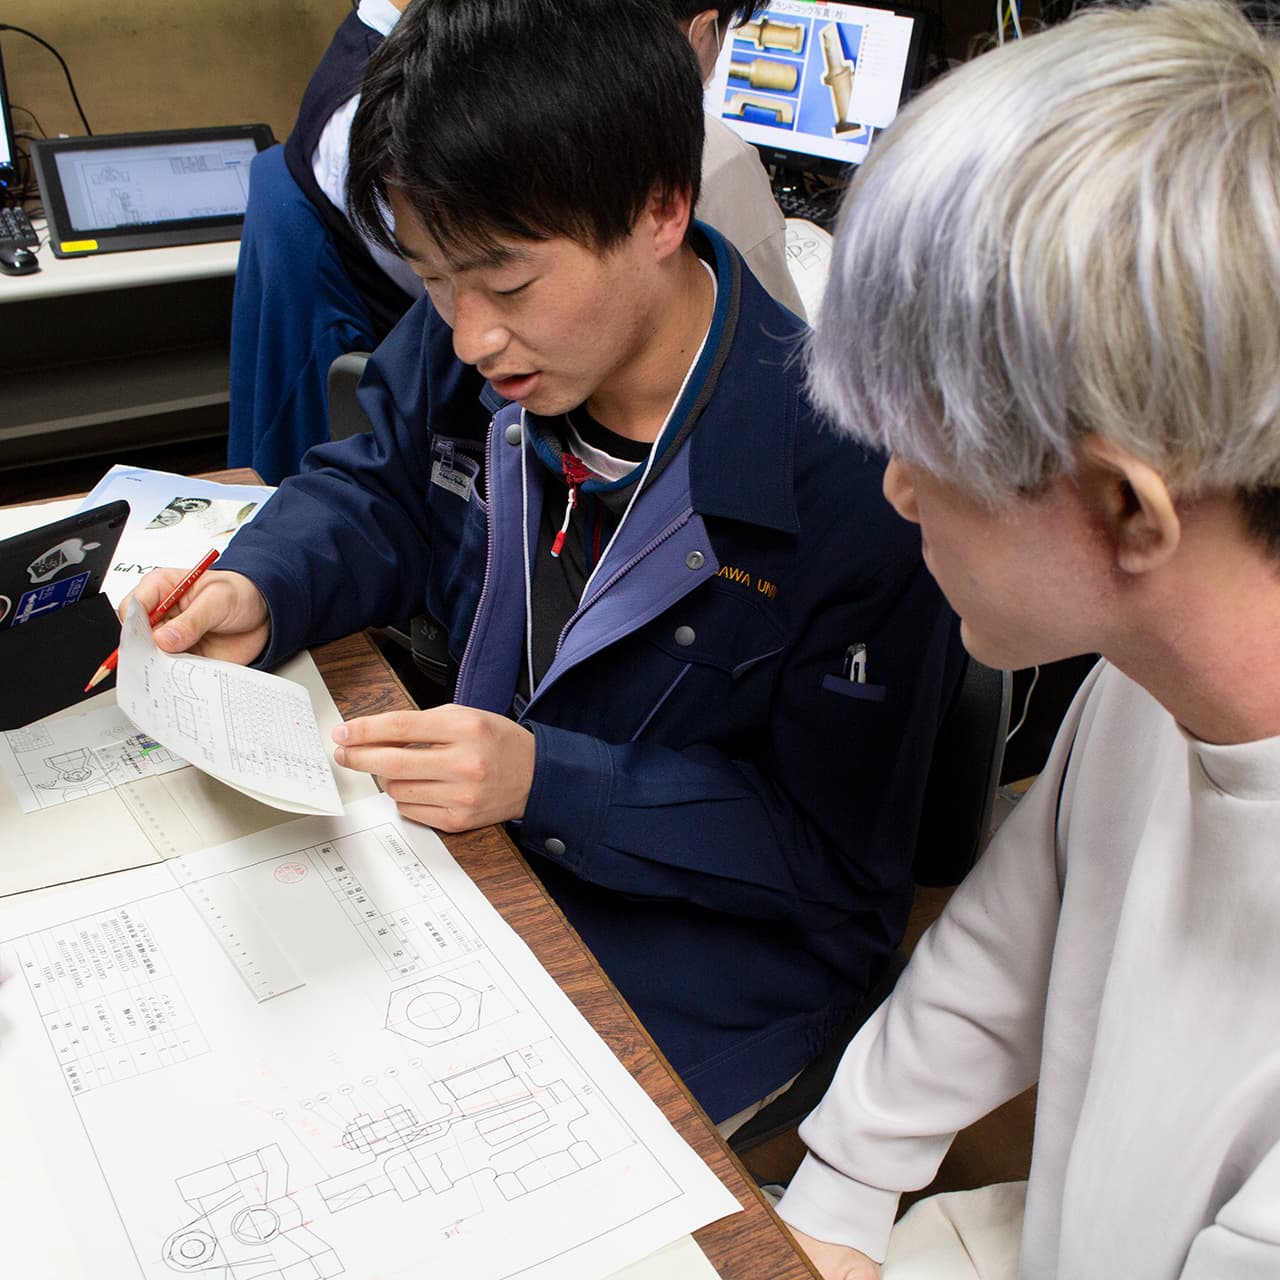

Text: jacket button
xmin=544 ymin=837 xmax=566 ymax=858
xmin=504 ymin=423 xmax=523 ymax=445
xmin=674 ymin=625 xmax=696 ymax=647
xmin=685 ymin=550 xmax=705 ymax=570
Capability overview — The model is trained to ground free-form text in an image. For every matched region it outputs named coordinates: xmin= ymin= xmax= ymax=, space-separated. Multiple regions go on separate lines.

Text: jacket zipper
xmin=453 ymin=418 xmax=502 ymax=700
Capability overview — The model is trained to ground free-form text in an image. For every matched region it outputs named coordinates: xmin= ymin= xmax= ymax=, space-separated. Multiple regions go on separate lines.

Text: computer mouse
xmin=0 ymin=246 xmax=40 ymax=276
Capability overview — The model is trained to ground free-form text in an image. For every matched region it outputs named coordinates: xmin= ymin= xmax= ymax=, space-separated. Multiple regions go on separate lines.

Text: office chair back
xmin=327 ymin=351 xmax=375 ymax=442
xmin=912 ymin=657 xmax=1012 ymax=887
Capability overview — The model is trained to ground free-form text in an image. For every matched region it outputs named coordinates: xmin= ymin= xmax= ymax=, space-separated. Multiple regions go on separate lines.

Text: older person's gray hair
xmin=809 ymin=0 xmax=1280 ymax=510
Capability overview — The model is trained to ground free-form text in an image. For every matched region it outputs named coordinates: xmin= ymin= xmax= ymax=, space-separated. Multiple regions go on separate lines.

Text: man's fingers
xmin=118 ymin=568 xmax=188 ymax=623
xmin=151 ymin=586 xmax=235 ymax=652
xmin=386 ymin=798 xmax=473 ymax=833
xmin=334 ymin=742 xmax=432 ymax=779
xmin=120 ymin=570 xmax=268 ymax=657
xmin=333 ymin=741 xmax=481 ymax=784
xmin=334 ymin=709 xmax=444 ymax=749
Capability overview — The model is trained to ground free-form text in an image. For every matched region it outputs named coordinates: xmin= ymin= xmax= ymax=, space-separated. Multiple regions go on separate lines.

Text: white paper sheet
xmin=76 ymin=464 xmax=274 ymax=608
xmin=0 ymin=703 xmax=187 ymax=813
xmin=785 ymin=218 xmax=833 ymax=321
xmin=116 ymin=599 xmax=343 ymax=816
xmin=0 ymin=794 xmax=741 ymax=1280
xmin=0 ymin=648 xmax=374 ymax=898
xmin=0 ymin=498 xmax=81 ymax=541
xmin=610 ymin=1235 xmax=722 ymax=1279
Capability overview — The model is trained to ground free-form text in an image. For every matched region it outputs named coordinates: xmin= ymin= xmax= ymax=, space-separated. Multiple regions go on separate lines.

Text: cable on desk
xmin=11 ymin=104 xmax=48 ymax=139
xmin=0 ymin=25 xmax=93 ymax=135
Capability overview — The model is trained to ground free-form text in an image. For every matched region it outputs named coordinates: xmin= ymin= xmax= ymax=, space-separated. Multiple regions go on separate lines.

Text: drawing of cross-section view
xmin=162 ymin=1144 xmax=340 ymax=1280
xmin=31 ymin=737 xmax=183 ymax=805
xmin=0 ymin=708 xmax=187 ymax=813
xmin=314 ymin=1047 xmax=624 ymax=1218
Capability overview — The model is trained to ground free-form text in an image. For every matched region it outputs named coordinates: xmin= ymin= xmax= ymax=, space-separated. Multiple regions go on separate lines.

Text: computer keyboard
xmin=0 ymin=205 xmax=38 ymax=251
xmin=773 ymin=186 xmax=841 ymax=230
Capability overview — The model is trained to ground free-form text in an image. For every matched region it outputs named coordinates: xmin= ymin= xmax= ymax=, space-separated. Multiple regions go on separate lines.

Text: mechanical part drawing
xmin=0 ymin=796 xmax=739 ymax=1280
xmin=385 ymin=969 xmax=516 ymax=1045
xmin=163 ymin=1144 xmax=340 ymax=1279
xmin=314 ymin=1049 xmax=602 ymax=1216
xmin=0 ymin=704 xmax=186 ymax=814
xmin=116 ymin=600 xmax=343 ymax=815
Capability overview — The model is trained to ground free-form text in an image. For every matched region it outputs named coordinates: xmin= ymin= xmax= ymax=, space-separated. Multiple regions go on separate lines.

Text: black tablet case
xmin=0 ymin=502 xmax=128 ymax=730
xmin=0 ymin=591 xmax=121 ymax=729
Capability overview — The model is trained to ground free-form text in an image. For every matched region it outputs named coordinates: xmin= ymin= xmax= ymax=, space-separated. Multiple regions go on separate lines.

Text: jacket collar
xmin=685 ymin=222 xmax=805 ymax=535
xmin=477 ymin=221 xmax=809 ymax=535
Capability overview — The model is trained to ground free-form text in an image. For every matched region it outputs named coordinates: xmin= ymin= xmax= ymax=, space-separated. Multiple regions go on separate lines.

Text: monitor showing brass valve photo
xmin=705 ymin=1 xmax=927 ymax=170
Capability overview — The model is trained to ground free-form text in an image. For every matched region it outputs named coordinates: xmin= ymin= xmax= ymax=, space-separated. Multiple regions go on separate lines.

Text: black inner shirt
xmin=517 ymin=409 xmax=652 ymax=701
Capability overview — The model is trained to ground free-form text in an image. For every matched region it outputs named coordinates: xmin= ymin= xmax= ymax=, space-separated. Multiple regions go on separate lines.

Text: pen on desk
xmin=84 ymin=548 xmax=221 ymax=692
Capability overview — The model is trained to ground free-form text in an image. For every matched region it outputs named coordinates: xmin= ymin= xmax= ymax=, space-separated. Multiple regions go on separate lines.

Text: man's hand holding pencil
xmin=115 ymin=563 xmax=272 ymax=668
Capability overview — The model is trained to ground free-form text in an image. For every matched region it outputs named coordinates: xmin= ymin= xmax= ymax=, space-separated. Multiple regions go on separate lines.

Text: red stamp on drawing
xmin=274 ymin=862 xmax=308 ymax=884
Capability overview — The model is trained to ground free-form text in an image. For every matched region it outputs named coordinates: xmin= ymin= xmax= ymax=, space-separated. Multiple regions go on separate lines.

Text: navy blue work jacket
xmin=218 ymin=225 xmax=963 ymax=1121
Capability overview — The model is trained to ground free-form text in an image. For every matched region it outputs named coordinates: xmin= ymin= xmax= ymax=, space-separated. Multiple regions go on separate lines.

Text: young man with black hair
xmin=128 ymin=0 xmax=960 ymax=1131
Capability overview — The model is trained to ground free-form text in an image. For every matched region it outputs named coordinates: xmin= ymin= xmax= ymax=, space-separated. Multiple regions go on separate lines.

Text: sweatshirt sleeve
xmin=776 ymin=665 xmax=1103 ymax=1259
xmin=1182 ymin=1141 xmax=1280 ymax=1278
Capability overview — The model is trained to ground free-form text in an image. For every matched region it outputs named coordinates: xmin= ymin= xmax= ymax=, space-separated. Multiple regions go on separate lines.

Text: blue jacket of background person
xmin=217 ymin=224 xmax=965 ymax=1122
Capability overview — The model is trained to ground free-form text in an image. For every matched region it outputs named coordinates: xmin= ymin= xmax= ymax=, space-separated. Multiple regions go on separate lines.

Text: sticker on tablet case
xmin=13 ymin=570 xmax=91 ymax=626
xmin=26 ymin=535 xmax=102 ymax=584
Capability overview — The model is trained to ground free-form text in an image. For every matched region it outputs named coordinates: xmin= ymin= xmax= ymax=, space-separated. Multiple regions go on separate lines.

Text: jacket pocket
xmin=630 ymin=585 xmax=785 ymax=741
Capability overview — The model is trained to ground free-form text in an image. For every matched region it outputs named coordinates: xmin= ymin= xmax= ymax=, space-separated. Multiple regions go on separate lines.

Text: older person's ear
xmin=1078 ymin=434 xmax=1181 ymax=575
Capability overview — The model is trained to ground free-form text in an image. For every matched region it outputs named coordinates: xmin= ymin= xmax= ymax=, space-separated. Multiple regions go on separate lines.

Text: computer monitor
xmin=0 ymin=41 xmax=21 ymax=203
xmin=29 ymin=123 xmax=274 ymax=256
xmin=705 ymin=0 xmax=929 ymax=180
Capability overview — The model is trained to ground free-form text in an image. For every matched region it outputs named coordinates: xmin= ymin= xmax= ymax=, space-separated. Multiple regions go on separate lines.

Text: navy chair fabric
xmin=226 ymin=144 xmax=379 ymax=484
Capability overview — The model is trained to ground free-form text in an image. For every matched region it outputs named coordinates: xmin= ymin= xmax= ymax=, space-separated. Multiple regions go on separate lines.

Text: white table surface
xmin=0 ymin=216 xmax=240 ymax=303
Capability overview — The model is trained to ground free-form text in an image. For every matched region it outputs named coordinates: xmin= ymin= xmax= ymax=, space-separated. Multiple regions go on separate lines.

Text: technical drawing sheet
xmin=116 ymin=598 xmax=344 ymax=816
xmin=0 ymin=793 xmax=741 ymax=1280
xmin=0 ymin=703 xmax=186 ymax=813
xmin=0 ymin=651 xmax=375 ymax=898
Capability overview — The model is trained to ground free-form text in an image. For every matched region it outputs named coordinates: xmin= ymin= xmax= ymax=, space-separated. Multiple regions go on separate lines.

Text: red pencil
xmin=84 ymin=548 xmax=221 ymax=692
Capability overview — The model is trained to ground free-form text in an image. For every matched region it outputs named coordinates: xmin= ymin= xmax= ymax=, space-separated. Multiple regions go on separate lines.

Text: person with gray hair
xmin=774 ymin=0 xmax=1280 ymax=1276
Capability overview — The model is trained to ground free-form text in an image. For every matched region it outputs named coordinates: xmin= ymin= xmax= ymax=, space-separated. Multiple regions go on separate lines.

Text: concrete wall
xmin=1 ymin=1 xmax=350 ymax=143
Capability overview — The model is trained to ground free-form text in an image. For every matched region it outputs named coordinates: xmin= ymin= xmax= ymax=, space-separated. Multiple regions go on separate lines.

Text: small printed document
xmin=0 ymin=793 xmax=741 ymax=1280
xmin=77 ymin=464 xmax=274 ymax=608
xmin=116 ymin=598 xmax=343 ymax=816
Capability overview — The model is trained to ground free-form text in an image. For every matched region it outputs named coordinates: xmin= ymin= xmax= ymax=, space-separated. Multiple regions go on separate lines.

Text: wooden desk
xmin=312 ymin=628 xmax=817 ymax=1280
